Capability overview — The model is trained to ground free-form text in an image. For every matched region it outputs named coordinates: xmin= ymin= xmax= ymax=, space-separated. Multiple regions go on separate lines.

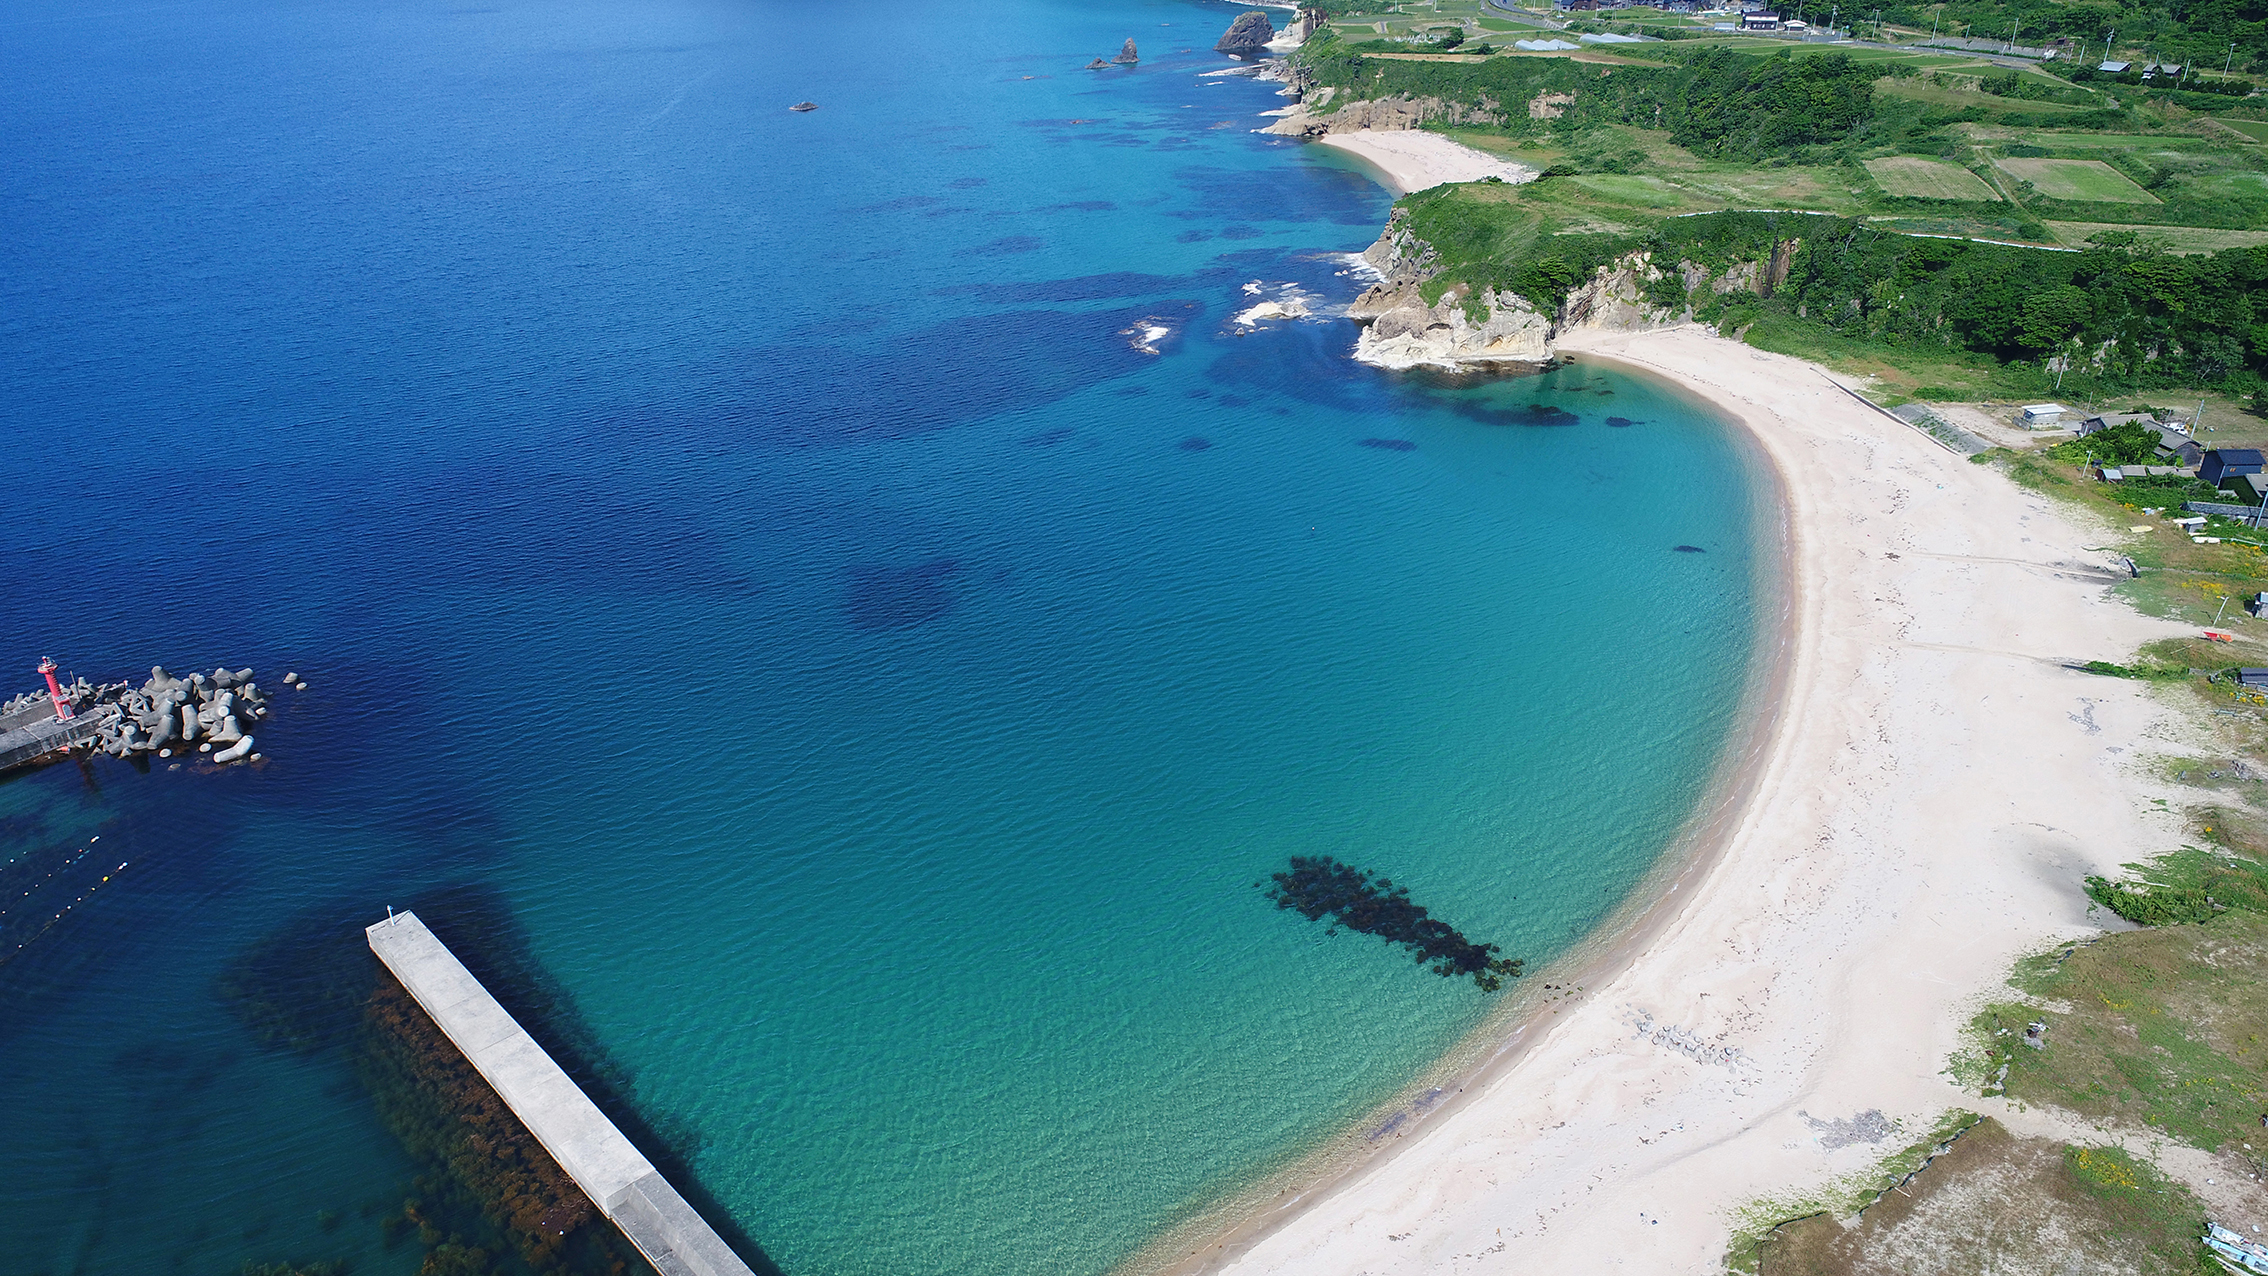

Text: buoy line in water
xmin=0 ymin=832 xmax=100 ymax=879
xmin=0 ymin=849 xmax=130 ymax=967
xmin=4 ymin=837 xmax=101 ymax=904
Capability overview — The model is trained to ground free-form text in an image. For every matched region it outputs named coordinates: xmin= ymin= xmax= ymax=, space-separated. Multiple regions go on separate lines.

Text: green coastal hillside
xmin=1308 ymin=0 xmax=2267 ymax=75
xmin=1293 ymin=25 xmax=2268 ymax=400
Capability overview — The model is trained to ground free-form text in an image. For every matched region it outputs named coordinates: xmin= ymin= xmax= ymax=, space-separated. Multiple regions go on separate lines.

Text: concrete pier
xmin=0 ymin=705 xmax=118 ymax=774
xmin=366 ymin=911 xmax=755 ymax=1276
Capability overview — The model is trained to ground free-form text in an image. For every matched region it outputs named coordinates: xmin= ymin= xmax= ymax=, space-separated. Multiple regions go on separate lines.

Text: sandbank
xmin=1135 ymin=325 xmax=2187 ymax=1273
xmin=1312 ymin=131 xmax=1537 ymax=195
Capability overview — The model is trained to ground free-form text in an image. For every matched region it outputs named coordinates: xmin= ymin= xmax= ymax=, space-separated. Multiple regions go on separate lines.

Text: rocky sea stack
xmin=1215 ymin=9 xmax=1274 ymax=56
xmin=1113 ymin=37 xmax=1138 ymax=64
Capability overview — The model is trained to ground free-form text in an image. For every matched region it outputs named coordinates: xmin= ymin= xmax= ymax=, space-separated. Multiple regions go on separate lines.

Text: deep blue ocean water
xmin=0 ymin=1 xmax=1764 ymax=1273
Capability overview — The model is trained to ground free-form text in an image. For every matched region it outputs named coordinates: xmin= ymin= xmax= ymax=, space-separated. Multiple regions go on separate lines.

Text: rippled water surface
xmin=0 ymin=0 xmax=1763 ymax=1272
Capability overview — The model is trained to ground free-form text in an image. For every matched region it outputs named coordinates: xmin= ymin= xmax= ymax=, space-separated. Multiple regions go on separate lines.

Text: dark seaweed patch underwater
xmin=1263 ymin=856 xmax=1524 ymax=992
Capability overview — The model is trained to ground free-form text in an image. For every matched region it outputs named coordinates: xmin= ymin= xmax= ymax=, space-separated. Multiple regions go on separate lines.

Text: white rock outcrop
xmin=1343 ymin=211 xmax=1778 ymax=370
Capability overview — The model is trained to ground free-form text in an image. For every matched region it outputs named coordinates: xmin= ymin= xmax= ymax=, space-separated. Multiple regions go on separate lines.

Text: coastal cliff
xmin=1345 ymin=210 xmax=1792 ymax=370
xmin=1263 ymin=92 xmax=1500 ymax=137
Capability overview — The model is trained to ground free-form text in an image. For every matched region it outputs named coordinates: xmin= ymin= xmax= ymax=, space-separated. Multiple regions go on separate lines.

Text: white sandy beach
xmin=1313 ymin=130 xmax=1537 ymax=195
xmin=1158 ymin=325 xmax=2200 ymax=1273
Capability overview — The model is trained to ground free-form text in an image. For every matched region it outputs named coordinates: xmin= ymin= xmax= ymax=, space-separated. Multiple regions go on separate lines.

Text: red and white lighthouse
xmin=38 ymin=658 xmax=73 ymax=721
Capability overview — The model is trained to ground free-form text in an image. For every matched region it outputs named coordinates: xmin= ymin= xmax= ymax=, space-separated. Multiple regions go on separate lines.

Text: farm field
xmin=2044 ymin=220 xmax=2268 ymax=252
xmin=1878 ymin=77 xmax=2099 ymax=117
xmin=1868 ymin=214 xmax=2059 ymax=243
xmin=1994 ymin=157 xmax=2162 ymax=203
xmin=1987 ymin=132 xmax=2218 ymax=149
xmin=1866 ymin=156 xmax=2003 ymax=201
xmin=2219 ymin=119 xmax=2268 ymax=143
xmin=1433 ymin=123 xmax=1875 ymax=217
xmin=2194 ymin=171 xmax=2268 ymax=197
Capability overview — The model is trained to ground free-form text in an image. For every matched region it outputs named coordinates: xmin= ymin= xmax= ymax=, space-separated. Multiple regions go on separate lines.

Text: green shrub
xmin=2085 ymin=849 xmax=2268 ymax=926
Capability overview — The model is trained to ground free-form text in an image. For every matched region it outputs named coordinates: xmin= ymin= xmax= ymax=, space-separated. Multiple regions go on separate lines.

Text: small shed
xmin=2098 ymin=60 xmax=2131 ymax=73
xmin=2202 ymin=448 xmax=2266 ymax=486
xmin=2239 ymin=668 xmax=2268 ymax=688
xmin=2020 ymin=403 xmax=2068 ymax=426
xmin=1742 ymin=12 xmax=1781 ymax=27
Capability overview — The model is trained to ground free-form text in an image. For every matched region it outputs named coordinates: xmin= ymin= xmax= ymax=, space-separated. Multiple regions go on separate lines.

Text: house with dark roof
xmin=2202 ymin=448 xmax=2267 ymax=486
xmin=2077 ymin=410 xmax=2159 ymax=435
xmin=2156 ymin=428 xmax=2204 ymax=468
xmin=2077 ymin=411 xmax=2201 ymax=466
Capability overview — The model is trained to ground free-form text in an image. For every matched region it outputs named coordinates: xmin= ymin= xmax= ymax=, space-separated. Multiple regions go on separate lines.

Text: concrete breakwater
xmin=0 ymin=663 xmax=305 ymax=774
xmin=367 ymin=911 xmax=759 ymax=1276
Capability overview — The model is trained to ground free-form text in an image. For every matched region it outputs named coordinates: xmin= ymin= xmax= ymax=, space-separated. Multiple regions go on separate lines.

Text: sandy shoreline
xmin=1311 ymin=130 xmax=1538 ymax=195
xmin=1125 ymin=324 xmax=2184 ymax=1274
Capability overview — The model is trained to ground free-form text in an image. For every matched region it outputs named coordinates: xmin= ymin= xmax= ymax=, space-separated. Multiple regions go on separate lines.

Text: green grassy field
xmin=1995 ymin=157 xmax=2163 ymax=203
xmin=1876 ymin=76 xmax=2098 ymax=117
xmin=2197 ymin=171 xmax=2268 ymax=197
xmin=1434 ymin=122 xmax=1877 ymax=217
xmin=2044 ymin=220 xmax=2268 ymax=251
xmin=1866 ymin=214 xmax=2060 ymax=242
xmin=1965 ymin=906 xmax=2268 ymax=1154
xmin=1752 ymin=1120 xmax=2210 ymax=1276
xmin=1371 ymin=34 xmax=2267 ymax=245
xmin=1995 ymin=132 xmax=2216 ymax=149
xmin=1565 ymin=172 xmax=1690 ymax=206
xmin=1866 ymin=156 xmax=2004 ymax=201
xmin=2220 ymin=119 xmax=2268 ymax=144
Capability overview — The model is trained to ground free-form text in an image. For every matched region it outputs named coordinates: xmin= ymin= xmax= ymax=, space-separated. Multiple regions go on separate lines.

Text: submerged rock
xmin=1086 ymin=57 xmax=1111 ymax=69
xmin=1215 ymin=9 xmax=1275 ymax=56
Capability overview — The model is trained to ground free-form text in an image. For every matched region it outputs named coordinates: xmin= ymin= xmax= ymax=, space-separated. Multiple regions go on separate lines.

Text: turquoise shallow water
xmin=0 ymin=1 xmax=1763 ymax=1273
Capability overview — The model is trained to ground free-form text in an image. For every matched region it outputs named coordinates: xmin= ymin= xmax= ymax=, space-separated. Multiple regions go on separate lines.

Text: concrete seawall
xmin=366 ymin=911 xmax=755 ymax=1276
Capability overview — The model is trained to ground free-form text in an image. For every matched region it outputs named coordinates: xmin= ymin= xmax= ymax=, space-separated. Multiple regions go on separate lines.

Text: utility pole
xmin=1929 ymin=3 xmax=1939 ymax=40
xmin=2230 ymin=42 xmax=2238 ymax=75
